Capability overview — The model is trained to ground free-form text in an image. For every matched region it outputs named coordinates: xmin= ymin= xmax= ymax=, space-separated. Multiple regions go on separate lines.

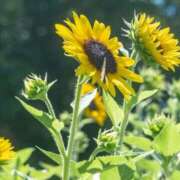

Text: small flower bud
xmin=22 ymin=74 xmax=56 ymax=100
xmin=144 ymin=114 xmax=171 ymax=137
xmin=96 ymin=129 xmax=118 ymax=152
xmin=59 ymin=111 xmax=72 ymax=125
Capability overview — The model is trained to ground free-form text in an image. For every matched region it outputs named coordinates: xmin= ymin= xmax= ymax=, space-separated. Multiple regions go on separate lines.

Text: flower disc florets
xmin=84 ymin=40 xmax=117 ymax=74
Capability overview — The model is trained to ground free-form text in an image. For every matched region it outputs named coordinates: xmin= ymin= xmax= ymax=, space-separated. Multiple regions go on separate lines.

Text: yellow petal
xmin=116 ymin=57 xmax=135 ymax=67
xmin=55 ymin=24 xmax=75 ymax=41
xmin=118 ymin=67 xmax=144 ymax=83
xmin=112 ymin=79 xmax=133 ymax=99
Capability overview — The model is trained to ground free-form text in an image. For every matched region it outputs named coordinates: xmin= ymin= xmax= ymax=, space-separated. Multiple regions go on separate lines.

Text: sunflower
xmin=81 ymin=83 xmax=106 ymax=126
xmin=0 ymin=137 xmax=14 ymax=164
xmin=55 ymin=12 xmax=143 ymax=99
xmin=127 ymin=13 xmax=180 ymax=71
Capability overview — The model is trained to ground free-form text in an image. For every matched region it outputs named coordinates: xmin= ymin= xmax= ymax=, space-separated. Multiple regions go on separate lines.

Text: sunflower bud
xmin=22 ymin=74 xmax=56 ymax=100
xmin=144 ymin=114 xmax=170 ymax=137
xmin=59 ymin=111 xmax=72 ymax=125
xmin=169 ymin=80 xmax=180 ymax=99
xmin=96 ymin=129 xmax=118 ymax=152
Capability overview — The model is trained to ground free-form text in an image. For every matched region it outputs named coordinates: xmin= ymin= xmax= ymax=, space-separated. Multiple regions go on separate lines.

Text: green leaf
xmin=16 ymin=148 xmax=34 ymax=165
xmin=100 ymin=167 xmax=121 ymax=180
xmin=153 ymin=121 xmax=180 ymax=156
xmin=136 ymin=159 xmax=161 ymax=180
xmin=103 ymin=91 xmax=123 ymax=126
xmin=79 ymin=88 xmax=97 ymax=115
xmin=118 ymin=164 xmax=135 ymax=180
xmin=137 ymin=89 xmax=158 ymax=104
xmin=136 ymin=159 xmax=161 ymax=173
xmin=79 ymin=156 xmax=135 ymax=180
xmin=36 ymin=146 xmax=62 ymax=165
xmin=133 ymin=150 xmax=154 ymax=163
xmin=39 ymin=158 xmax=77 ymax=178
xmin=78 ymin=173 xmax=94 ymax=180
xmin=16 ymin=97 xmax=53 ymax=131
xmin=38 ymin=163 xmax=61 ymax=178
xmin=171 ymin=170 xmax=180 ymax=180
xmin=128 ymin=89 xmax=158 ymax=109
xmin=124 ymin=135 xmax=152 ymax=151
xmin=77 ymin=155 xmax=135 ymax=174
xmin=101 ymin=163 xmax=135 ymax=180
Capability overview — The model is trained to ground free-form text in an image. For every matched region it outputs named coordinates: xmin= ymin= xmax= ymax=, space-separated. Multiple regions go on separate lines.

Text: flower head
xmin=126 ymin=13 xmax=180 ymax=71
xmin=0 ymin=137 xmax=14 ymax=164
xmin=81 ymin=83 xmax=106 ymax=126
xmin=55 ymin=12 xmax=143 ymax=99
xmin=22 ymin=74 xmax=56 ymax=100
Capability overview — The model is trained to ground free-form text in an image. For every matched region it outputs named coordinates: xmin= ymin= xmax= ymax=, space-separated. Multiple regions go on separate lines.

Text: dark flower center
xmin=89 ymin=101 xmax=97 ymax=110
xmin=84 ymin=40 xmax=117 ymax=74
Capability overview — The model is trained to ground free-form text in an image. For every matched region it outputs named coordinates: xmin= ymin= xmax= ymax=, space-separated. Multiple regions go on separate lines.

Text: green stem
xmin=44 ymin=94 xmax=56 ymax=119
xmin=63 ymin=76 xmax=83 ymax=180
xmin=53 ymin=131 xmax=66 ymax=158
xmin=118 ymin=101 xmax=129 ymax=151
xmin=89 ymin=148 xmax=103 ymax=161
xmin=162 ymin=157 xmax=171 ymax=180
xmin=44 ymin=95 xmax=66 ymax=164
xmin=117 ymin=49 xmax=138 ymax=152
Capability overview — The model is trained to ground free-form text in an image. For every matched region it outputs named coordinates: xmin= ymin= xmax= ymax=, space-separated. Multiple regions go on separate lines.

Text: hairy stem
xmin=63 ymin=76 xmax=83 ymax=180
xmin=118 ymin=101 xmax=129 ymax=151
xmin=44 ymin=94 xmax=56 ymax=119
xmin=44 ymin=95 xmax=66 ymax=170
xmin=89 ymin=148 xmax=103 ymax=161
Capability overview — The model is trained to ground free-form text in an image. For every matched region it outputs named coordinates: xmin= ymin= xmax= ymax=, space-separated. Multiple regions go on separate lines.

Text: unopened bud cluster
xmin=22 ymin=74 xmax=55 ymax=100
xmin=145 ymin=115 xmax=170 ymax=137
xmin=96 ymin=129 xmax=118 ymax=152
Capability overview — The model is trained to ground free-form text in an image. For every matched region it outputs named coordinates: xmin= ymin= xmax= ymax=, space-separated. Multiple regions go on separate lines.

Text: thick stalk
xmin=63 ymin=76 xmax=82 ymax=180
xmin=44 ymin=95 xmax=66 ymax=158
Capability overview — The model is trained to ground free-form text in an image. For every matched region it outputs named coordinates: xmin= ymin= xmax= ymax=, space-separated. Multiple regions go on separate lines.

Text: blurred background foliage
xmin=0 ymin=0 xmax=180 ymax=164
